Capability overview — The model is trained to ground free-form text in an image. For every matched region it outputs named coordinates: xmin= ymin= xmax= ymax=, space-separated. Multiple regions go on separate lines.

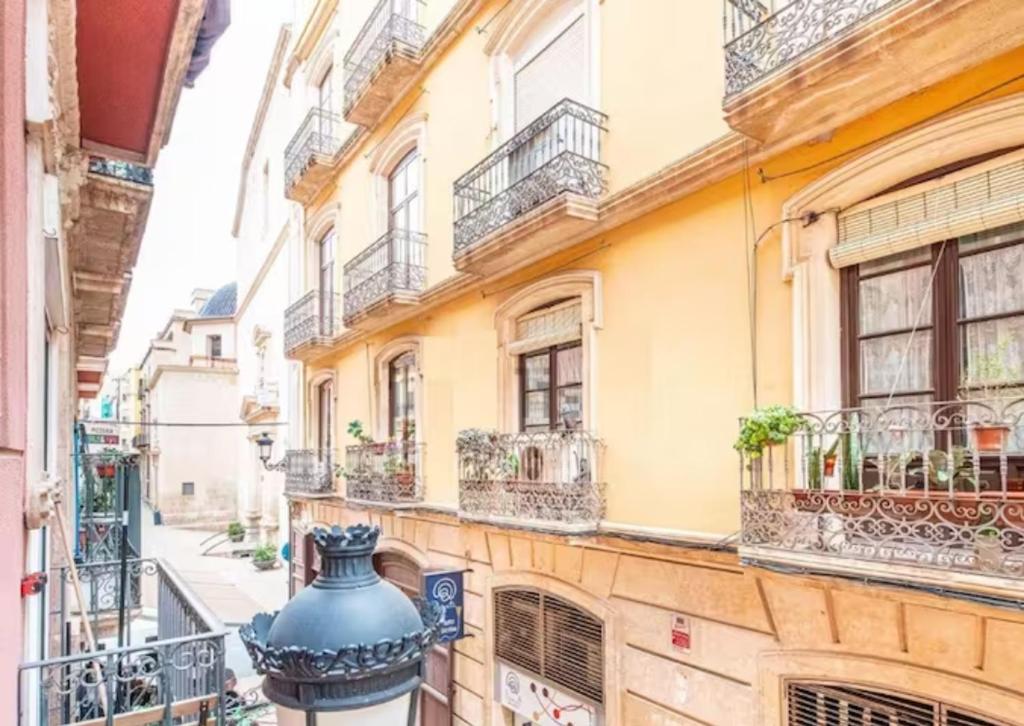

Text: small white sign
xmin=671 ymin=613 xmax=691 ymax=653
xmin=498 ymin=662 xmax=598 ymax=726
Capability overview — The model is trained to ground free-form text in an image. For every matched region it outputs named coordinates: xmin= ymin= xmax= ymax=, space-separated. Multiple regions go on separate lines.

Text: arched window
xmin=388 ymin=151 xmax=420 ymax=233
xmin=388 ymin=351 xmax=416 ymax=440
xmin=516 ymin=298 xmax=583 ymax=432
xmin=786 ymin=682 xmax=1005 ymax=725
xmin=315 ymin=379 xmax=333 ymax=453
xmin=494 ymin=588 xmax=604 ymax=706
xmin=317 ymin=229 xmax=335 ymax=333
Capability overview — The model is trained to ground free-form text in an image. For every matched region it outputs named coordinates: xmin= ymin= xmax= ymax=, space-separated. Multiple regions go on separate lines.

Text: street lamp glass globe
xmin=255 ymin=432 xmax=273 ymax=464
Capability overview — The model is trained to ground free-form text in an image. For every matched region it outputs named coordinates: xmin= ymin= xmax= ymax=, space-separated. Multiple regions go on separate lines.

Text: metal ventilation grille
xmin=494 ymin=589 xmax=604 ymax=705
xmin=787 ymin=683 xmax=1009 ymax=726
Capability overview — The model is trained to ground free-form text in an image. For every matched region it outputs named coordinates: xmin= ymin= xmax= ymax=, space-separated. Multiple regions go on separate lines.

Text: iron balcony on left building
xmin=284 ymin=449 xmax=337 ymax=496
xmin=284 ymin=290 xmax=342 ymax=360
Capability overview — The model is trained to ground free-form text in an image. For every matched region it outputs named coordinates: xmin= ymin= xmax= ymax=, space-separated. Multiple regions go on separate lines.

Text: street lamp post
xmin=240 ymin=524 xmax=440 ymax=725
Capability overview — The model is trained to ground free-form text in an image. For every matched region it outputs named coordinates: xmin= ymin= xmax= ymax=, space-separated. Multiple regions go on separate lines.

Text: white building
xmin=139 ymin=286 xmax=239 ymax=526
xmin=231 ymin=25 xmax=299 ymax=546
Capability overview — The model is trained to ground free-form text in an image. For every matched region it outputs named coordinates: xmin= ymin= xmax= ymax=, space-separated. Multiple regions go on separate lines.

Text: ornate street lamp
xmin=240 ymin=524 xmax=440 ymax=725
xmin=256 ymin=431 xmax=287 ymax=472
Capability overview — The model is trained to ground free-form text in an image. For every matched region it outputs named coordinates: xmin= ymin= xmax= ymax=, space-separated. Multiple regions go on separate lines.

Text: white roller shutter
xmin=514 ymin=17 xmax=587 ymax=131
xmin=831 ymin=149 xmax=1024 ymax=268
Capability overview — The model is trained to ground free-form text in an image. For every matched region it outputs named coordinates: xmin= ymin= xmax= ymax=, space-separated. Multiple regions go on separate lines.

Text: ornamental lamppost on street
xmin=240 ymin=524 xmax=440 ymax=725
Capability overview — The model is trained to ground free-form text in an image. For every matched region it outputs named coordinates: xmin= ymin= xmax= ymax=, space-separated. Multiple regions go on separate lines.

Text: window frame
xmin=207 ymin=335 xmax=223 ymax=359
xmin=518 ymin=340 xmax=583 ymax=432
xmin=388 ymin=351 xmax=417 ymax=440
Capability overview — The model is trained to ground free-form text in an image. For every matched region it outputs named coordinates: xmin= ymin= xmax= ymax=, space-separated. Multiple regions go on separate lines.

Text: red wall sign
xmin=671 ymin=614 xmax=691 ymax=652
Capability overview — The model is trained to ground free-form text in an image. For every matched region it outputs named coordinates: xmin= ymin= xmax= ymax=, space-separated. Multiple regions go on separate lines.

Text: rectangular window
xmin=207 ymin=335 xmax=222 ymax=359
xmin=182 ymin=481 xmax=195 ymax=496
xmin=514 ymin=16 xmax=586 ymax=131
xmin=520 ymin=341 xmax=583 ymax=432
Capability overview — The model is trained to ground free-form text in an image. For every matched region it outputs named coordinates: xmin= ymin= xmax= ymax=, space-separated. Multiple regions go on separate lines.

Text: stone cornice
xmin=285 ymin=0 xmax=338 ymax=88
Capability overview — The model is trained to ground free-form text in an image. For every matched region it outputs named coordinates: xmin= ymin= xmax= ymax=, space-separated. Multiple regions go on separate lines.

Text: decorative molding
xmin=285 ymin=0 xmax=339 ymax=87
xmin=371 ymin=336 xmax=423 ymax=441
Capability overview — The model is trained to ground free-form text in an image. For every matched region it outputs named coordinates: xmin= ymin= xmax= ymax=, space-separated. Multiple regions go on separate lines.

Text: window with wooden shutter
xmin=786 ymin=682 xmax=1010 ymax=725
xmin=494 ymin=588 xmax=604 ymax=705
xmin=514 ymin=16 xmax=587 ymax=131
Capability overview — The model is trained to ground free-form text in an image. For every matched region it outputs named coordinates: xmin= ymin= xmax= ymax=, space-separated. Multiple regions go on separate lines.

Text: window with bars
xmin=494 ymin=589 xmax=604 ymax=705
xmin=786 ymin=682 xmax=1008 ymax=726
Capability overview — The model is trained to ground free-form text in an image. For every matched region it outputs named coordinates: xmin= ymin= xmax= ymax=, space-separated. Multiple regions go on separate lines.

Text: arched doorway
xmin=373 ymin=551 xmax=453 ymax=725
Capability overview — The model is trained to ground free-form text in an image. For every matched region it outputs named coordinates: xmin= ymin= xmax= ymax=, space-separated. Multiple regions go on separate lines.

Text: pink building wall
xmin=0 ymin=0 xmax=28 ymax=719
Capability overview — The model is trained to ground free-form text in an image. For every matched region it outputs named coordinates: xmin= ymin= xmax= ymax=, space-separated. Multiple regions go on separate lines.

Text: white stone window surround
xmin=367 ymin=113 xmax=428 ymax=240
xmin=303 ymin=202 xmax=340 ymax=294
xmin=781 ymin=92 xmax=1024 ymax=416
xmin=485 ymin=0 xmax=601 ymax=143
xmin=371 ymin=336 xmax=425 ymax=444
xmin=494 ymin=270 xmax=602 ymax=433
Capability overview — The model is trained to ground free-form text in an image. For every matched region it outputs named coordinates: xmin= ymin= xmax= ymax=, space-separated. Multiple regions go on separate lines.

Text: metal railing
xmin=284 ymin=107 xmax=344 ymax=190
xmin=284 ymin=290 xmax=341 ymax=353
xmin=343 ymin=229 xmax=427 ymax=321
xmin=453 ymin=99 xmax=607 ymax=255
xmin=456 ymin=429 xmax=605 ymax=529
xmin=343 ymin=0 xmax=425 ymax=114
xmin=285 ymin=449 xmax=337 ymax=495
xmin=739 ymin=398 xmax=1024 ymax=579
xmin=88 ymin=156 xmax=154 ymax=186
xmin=131 ymin=433 xmax=149 ymax=449
xmin=345 ymin=441 xmax=424 ymax=505
xmin=24 ymin=558 xmax=226 ymax=725
xmin=723 ymin=0 xmax=909 ymax=96
xmin=78 ymin=455 xmax=141 ymax=565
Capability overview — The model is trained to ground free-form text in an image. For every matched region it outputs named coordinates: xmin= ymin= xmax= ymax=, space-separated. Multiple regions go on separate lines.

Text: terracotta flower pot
xmin=823 ymin=455 xmax=837 ymax=477
xmin=95 ymin=464 xmax=115 ymax=478
xmin=972 ymin=424 xmax=1009 ymax=453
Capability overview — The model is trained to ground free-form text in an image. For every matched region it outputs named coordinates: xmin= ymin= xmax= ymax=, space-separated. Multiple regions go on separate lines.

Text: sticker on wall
xmin=498 ymin=662 xmax=599 ymax=726
xmin=670 ymin=613 xmax=691 ymax=653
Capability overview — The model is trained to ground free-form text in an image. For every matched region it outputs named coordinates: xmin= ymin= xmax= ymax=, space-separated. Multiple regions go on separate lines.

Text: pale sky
xmin=107 ymin=1 xmax=289 ymax=376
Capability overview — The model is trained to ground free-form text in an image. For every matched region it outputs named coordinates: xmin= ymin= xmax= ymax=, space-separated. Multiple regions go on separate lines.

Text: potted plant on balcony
xmin=735 ymin=405 xmax=805 ymax=461
xmin=975 ymin=526 xmax=1003 ymax=572
xmin=960 ymin=347 xmax=1022 ymax=453
xmin=252 ymin=543 xmax=278 ymax=571
xmin=227 ymin=521 xmax=245 ymax=544
xmin=348 ymin=420 xmax=382 ymax=453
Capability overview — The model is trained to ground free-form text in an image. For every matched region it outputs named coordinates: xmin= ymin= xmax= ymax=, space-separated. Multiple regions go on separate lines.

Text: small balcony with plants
xmin=721 ymin=0 xmax=1022 ymax=143
xmin=452 ymin=99 xmax=607 ymax=276
xmin=343 ymin=0 xmax=426 ymax=127
xmin=342 ymin=229 xmax=427 ymax=327
xmin=456 ymin=429 xmax=605 ymax=533
xmin=283 ymin=289 xmax=342 ymax=361
xmin=284 ymin=107 xmax=345 ymax=204
xmin=283 ymin=448 xmax=337 ymax=496
xmin=341 ymin=421 xmax=424 ymax=507
xmin=737 ymin=398 xmax=1024 ymax=597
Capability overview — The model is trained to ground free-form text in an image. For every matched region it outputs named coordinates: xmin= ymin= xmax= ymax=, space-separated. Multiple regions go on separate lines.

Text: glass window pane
xmin=959 ymin=242 xmax=1024 ymax=319
xmin=557 ymin=385 xmax=582 ymax=430
xmin=958 ymin=221 xmax=1024 ymax=255
xmin=524 ymin=354 xmax=550 ymax=390
xmin=859 ymin=247 xmax=931 ymax=276
xmin=524 ymin=391 xmax=549 ymax=427
xmin=860 ymin=330 xmax=932 ymax=396
xmin=556 ymin=346 xmax=582 ymax=385
xmin=961 ymin=316 xmax=1024 ymax=390
xmin=859 ymin=265 xmax=932 ymax=335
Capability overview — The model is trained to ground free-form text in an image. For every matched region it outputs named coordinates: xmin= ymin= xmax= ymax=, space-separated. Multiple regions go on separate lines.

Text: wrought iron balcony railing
xmin=343 ymin=0 xmax=425 ymax=115
xmin=132 ymin=432 xmax=149 ymax=449
xmin=88 ymin=156 xmax=154 ymax=185
xmin=284 ymin=107 xmax=344 ymax=190
xmin=285 ymin=449 xmax=337 ymax=495
xmin=284 ymin=290 xmax=341 ymax=353
xmin=740 ymin=398 xmax=1024 ymax=581
xmin=723 ymin=0 xmax=908 ymax=96
xmin=344 ymin=441 xmax=424 ymax=505
xmin=25 ymin=557 xmax=226 ymax=725
xmin=453 ymin=99 xmax=607 ymax=256
xmin=456 ymin=429 xmax=605 ymax=531
xmin=343 ymin=229 xmax=427 ymax=321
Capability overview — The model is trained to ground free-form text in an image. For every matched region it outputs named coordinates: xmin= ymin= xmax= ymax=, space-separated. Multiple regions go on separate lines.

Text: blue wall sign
xmin=423 ymin=569 xmax=465 ymax=643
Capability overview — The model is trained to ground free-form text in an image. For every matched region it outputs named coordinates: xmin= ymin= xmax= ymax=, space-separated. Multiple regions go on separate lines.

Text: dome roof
xmin=199 ymin=282 xmax=236 ymax=317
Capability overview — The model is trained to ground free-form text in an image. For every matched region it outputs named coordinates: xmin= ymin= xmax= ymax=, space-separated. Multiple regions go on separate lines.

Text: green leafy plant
xmin=347 ymin=420 xmax=374 ymax=445
xmin=227 ymin=521 xmax=245 ymax=539
xmin=735 ymin=405 xmax=805 ymax=459
xmin=252 ymin=544 xmax=277 ymax=563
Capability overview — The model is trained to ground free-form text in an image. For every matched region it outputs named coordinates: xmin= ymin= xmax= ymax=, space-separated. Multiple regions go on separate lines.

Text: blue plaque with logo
xmin=423 ymin=569 xmax=465 ymax=643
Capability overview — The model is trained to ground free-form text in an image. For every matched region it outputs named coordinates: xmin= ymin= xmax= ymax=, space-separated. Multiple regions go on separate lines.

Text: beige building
xmin=139 ymin=285 xmax=240 ymax=526
xmin=270 ymin=0 xmax=1024 ymax=724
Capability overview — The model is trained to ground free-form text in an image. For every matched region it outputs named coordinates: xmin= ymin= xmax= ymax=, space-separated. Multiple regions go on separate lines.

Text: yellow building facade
xmin=277 ymin=0 xmax=1024 ymax=723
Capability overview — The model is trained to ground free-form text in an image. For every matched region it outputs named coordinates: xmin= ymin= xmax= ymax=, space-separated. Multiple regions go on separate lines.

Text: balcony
xmin=721 ymin=0 xmax=1024 ymax=143
xmin=283 ymin=290 xmax=341 ymax=360
xmin=343 ymin=0 xmax=426 ymax=127
xmin=285 ymin=449 xmax=337 ymax=496
xmin=284 ymin=108 xmax=344 ymax=204
xmin=739 ymin=399 xmax=1024 ymax=595
xmin=132 ymin=432 xmax=149 ymax=449
xmin=22 ymin=557 xmax=226 ymax=724
xmin=456 ymin=429 xmax=605 ymax=533
xmin=344 ymin=441 xmax=424 ymax=506
xmin=453 ymin=99 xmax=607 ymax=276
xmin=343 ymin=229 xmax=426 ymax=326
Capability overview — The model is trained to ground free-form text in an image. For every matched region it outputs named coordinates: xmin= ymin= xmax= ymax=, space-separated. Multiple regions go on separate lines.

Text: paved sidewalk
xmin=140 ymin=506 xmax=288 ymax=679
